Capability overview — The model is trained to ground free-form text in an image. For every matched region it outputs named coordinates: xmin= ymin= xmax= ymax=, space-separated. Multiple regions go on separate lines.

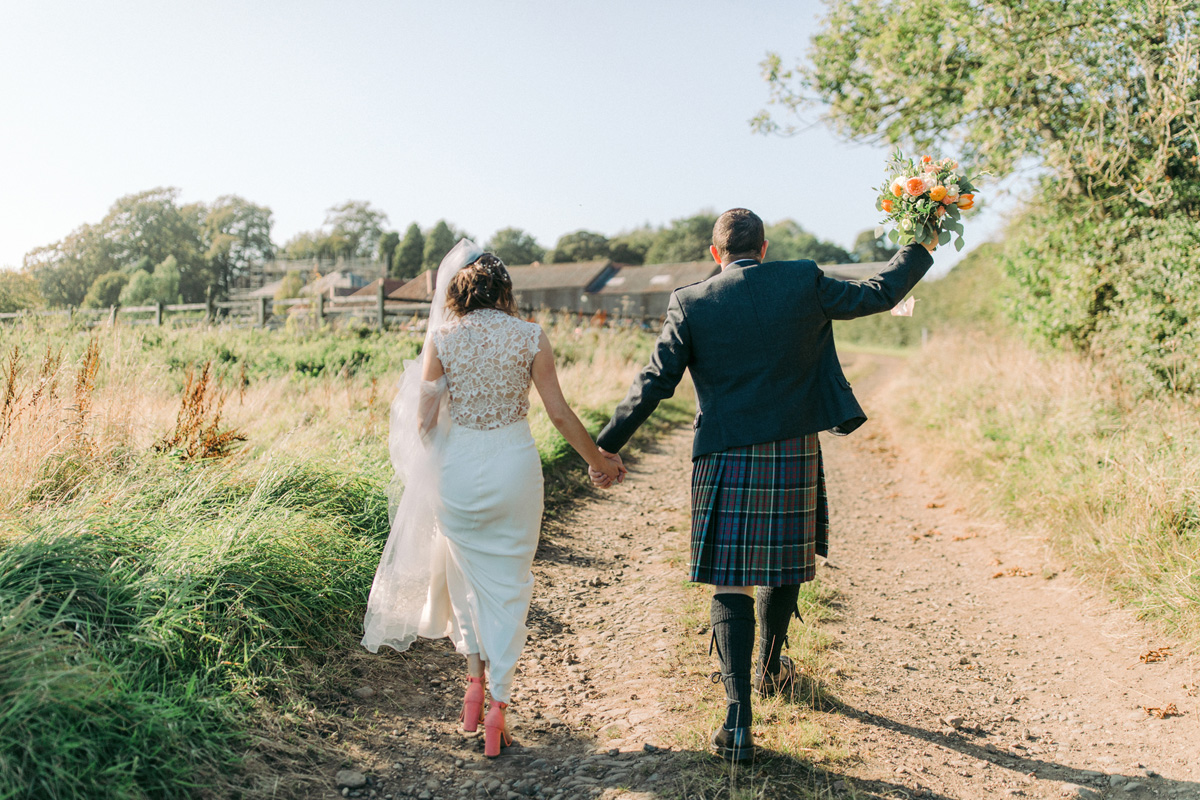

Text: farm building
xmin=591 ymin=261 xmax=720 ymax=319
xmin=505 ymin=260 xmax=618 ymax=314
xmin=389 ymin=270 xmax=437 ymax=303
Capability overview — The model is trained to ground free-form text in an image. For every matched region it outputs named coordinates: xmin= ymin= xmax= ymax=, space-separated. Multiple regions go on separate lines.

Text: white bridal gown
xmin=362 ymin=308 xmax=544 ymax=704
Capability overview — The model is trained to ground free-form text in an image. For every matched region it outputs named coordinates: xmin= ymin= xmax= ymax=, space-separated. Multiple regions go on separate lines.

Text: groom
xmin=592 ymin=208 xmax=934 ymax=761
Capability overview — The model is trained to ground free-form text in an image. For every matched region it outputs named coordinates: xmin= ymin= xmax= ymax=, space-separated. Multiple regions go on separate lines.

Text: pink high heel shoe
xmin=483 ymin=701 xmax=511 ymax=758
xmin=460 ymin=676 xmax=485 ymax=733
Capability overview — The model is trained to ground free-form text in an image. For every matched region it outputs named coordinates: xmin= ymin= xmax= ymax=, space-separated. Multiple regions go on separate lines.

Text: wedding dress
xmin=362 ymin=239 xmax=544 ymax=705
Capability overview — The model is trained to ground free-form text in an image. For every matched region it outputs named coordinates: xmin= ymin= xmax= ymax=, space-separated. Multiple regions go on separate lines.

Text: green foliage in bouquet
xmin=875 ymin=151 xmax=978 ymax=252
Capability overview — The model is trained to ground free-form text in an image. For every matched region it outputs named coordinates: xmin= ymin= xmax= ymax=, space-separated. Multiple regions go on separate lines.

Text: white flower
xmin=900 ymin=218 xmax=914 ymax=231
xmin=923 ymin=173 xmax=939 ymax=191
xmin=944 ymin=184 xmax=960 ymax=202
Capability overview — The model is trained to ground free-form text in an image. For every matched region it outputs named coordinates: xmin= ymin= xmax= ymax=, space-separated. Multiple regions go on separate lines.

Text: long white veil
xmin=361 ymin=239 xmax=483 ymax=654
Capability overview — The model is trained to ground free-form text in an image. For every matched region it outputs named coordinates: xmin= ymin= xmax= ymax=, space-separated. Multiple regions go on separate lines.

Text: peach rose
xmin=905 ymin=177 xmax=927 ymax=197
xmin=890 ymin=178 xmax=905 ymax=197
xmin=957 ymin=193 xmax=975 ymax=210
xmin=929 ymin=185 xmax=947 ymax=202
xmin=935 ymin=205 xmax=947 ymax=218
xmin=881 ymin=197 xmax=894 ymax=213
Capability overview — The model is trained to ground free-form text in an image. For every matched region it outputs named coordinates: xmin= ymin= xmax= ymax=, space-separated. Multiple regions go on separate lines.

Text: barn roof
xmin=507 ymin=260 xmax=614 ymax=291
xmin=346 ymin=278 xmax=408 ymax=299
xmin=596 ymin=261 xmax=720 ymax=295
xmin=388 ymin=270 xmax=436 ymax=302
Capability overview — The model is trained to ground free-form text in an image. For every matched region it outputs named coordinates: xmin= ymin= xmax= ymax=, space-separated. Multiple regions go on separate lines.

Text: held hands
xmin=588 ymin=448 xmax=626 ymax=489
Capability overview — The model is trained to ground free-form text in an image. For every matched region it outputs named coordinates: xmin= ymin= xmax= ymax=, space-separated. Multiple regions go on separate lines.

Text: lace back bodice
xmin=432 ymin=310 xmax=542 ymax=430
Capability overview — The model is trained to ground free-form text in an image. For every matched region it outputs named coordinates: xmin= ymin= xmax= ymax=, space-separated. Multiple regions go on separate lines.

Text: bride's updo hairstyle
xmin=446 ymin=253 xmax=518 ymax=317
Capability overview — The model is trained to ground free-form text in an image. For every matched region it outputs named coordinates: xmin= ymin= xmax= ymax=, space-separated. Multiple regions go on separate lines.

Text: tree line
xmin=2 ymin=187 xmax=896 ymax=313
xmin=760 ymin=0 xmax=1200 ymax=394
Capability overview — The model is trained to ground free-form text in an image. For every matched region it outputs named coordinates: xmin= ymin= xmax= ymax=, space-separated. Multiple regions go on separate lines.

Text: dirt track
xmin=296 ymin=353 xmax=1198 ymax=800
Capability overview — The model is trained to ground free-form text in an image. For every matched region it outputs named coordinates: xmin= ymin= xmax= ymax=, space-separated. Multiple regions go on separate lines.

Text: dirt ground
xmin=266 ymin=353 xmax=1198 ymax=800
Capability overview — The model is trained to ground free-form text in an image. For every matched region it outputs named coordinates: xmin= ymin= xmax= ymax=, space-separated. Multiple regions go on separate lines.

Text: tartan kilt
xmin=689 ymin=433 xmax=828 ymax=587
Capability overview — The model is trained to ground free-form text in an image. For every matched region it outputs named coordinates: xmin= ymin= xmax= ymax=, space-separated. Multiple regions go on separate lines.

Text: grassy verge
xmin=840 ymin=242 xmax=1200 ymax=646
xmin=0 ymin=315 xmax=681 ymax=798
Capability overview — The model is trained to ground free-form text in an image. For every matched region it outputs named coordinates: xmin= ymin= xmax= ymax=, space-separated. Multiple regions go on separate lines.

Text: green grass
xmin=0 ymin=316 xmax=684 ymax=798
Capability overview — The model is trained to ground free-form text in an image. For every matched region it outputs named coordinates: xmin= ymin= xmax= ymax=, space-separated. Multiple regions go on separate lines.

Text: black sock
xmin=711 ymin=593 xmax=755 ymax=729
xmin=756 ymin=585 xmax=802 ymax=674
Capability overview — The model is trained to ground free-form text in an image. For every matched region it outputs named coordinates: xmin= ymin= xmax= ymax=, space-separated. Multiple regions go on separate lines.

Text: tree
xmin=81 ymin=271 xmax=129 ymax=309
xmin=377 ymin=231 xmax=400 ymax=272
xmin=609 ymin=227 xmax=656 ymax=265
xmin=644 ymin=214 xmax=717 ymax=264
xmin=120 ymin=256 xmax=182 ymax=306
xmin=486 ymin=228 xmax=546 ymax=265
xmin=0 ymin=271 xmax=44 ymax=313
xmin=203 ymin=195 xmax=274 ymax=299
xmin=551 ymin=230 xmax=610 ymax=263
xmin=852 ymin=229 xmax=898 ymax=263
xmin=423 ymin=220 xmax=458 ymax=270
xmin=755 ymin=0 xmax=1200 ymax=210
xmin=273 ymin=271 xmax=306 ymax=316
xmin=326 ymin=201 xmax=389 ymax=259
xmin=393 ymin=223 xmax=425 ymax=279
xmin=764 ymin=220 xmax=851 ymax=264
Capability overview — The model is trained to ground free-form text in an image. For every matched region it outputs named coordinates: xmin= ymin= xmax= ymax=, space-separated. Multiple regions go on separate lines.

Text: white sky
xmin=0 ymin=1 xmax=1006 ymax=273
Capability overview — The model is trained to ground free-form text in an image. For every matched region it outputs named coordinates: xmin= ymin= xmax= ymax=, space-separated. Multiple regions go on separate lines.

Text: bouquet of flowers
xmin=876 ymin=151 xmax=978 ymax=252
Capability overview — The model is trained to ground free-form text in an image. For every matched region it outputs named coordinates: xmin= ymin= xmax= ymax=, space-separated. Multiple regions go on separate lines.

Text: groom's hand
xmin=589 ymin=449 xmax=626 ymax=488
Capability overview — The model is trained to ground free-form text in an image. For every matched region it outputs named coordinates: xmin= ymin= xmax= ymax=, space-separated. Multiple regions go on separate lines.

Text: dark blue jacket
xmin=596 ymin=244 xmax=934 ymax=459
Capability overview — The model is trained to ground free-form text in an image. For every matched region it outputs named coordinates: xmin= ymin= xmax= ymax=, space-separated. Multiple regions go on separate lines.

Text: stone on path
xmin=335 ymin=769 xmax=367 ymax=789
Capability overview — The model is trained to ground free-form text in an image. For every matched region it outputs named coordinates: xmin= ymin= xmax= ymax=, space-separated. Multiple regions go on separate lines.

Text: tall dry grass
xmin=884 ymin=330 xmax=1200 ymax=643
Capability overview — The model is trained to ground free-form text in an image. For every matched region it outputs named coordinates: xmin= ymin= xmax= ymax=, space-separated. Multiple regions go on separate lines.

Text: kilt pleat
xmin=690 ymin=433 xmax=828 ymax=586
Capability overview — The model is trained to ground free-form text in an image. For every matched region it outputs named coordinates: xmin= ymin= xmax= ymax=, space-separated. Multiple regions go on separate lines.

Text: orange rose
xmin=921 ymin=155 xmax=932 ymax=164
xmin=957 ymin=193 xmax=975 ymax=210
xmin=905 ymin=177 xmax=927 ymax=197
xmin=881 ymin=198 xmax=894 ymax=213
xmin=929 ymin=185 xmax=947 ymax=202
xmin=890 ymin=178 xmax=905 ymax=197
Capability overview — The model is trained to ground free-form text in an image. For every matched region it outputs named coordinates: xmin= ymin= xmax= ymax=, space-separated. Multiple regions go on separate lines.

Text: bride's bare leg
xmin=461 ymin=654 xmax=486 ymax=732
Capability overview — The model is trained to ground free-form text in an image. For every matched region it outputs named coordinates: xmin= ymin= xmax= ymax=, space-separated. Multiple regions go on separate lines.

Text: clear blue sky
xmin=0 ymin=1 xmax=1003 ymax=272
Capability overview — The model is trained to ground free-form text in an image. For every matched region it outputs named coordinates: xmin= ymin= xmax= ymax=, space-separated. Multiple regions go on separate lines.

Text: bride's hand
xmin=589 ymin=451 xmax=625 ymax=488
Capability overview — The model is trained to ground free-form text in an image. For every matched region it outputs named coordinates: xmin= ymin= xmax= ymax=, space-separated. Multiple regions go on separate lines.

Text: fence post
xmin=205 ymin=288 xmax=215 ymax=324
xmin=257 ymin=296 xmax=268 ymax=328
xmin=68 ymin=305 xmax=75 ymax=325
xmin=315 ymin=291 xmax=325 ymax=324
xmin=377 ymin=281 xmax=386 ymax=332
xmin=155 ymin=301 xmax=164 ymax=327
xmin=109 ymin=305 xmax=118 ymax=326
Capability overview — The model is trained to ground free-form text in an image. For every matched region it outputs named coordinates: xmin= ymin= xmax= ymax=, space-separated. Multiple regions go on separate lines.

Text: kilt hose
xmin=689 ymin=433 xmax=828 ymax=587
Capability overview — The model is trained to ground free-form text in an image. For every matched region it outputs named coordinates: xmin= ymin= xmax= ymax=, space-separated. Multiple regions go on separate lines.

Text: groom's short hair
xmin=713 ymin=208 xmax=765 ymax=260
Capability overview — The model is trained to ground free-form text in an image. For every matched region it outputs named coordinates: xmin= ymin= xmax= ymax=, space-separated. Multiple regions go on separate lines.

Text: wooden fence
xmin=0 ymin=284 xmax=431 ymax=330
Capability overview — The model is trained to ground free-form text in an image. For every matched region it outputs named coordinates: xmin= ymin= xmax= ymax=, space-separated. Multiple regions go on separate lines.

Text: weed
xmin=157 ymin=361 xmax=247 ymax=459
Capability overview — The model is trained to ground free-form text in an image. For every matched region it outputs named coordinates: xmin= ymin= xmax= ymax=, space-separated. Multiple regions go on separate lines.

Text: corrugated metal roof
xmin=507 ymin=260 xmax=613 ymax=291
xmin=596 ymin=261 xmax=719 ymax=295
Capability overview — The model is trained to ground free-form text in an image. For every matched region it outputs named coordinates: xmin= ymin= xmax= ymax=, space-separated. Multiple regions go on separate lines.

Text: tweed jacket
xmin=596 ymin=243 xmax=934 ymax=459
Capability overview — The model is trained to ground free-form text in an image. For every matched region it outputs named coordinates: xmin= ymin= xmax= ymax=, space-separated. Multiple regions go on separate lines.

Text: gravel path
xmin=294 ymin=353 xmax=1197 ymax=800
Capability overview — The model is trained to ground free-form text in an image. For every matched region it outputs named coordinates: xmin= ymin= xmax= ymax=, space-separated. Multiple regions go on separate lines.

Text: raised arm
xmin=531 ymin=330 xmax=624 ymax=484
xmin=818 ymin=242 xmax=935 ymax=320
xmin=595 ymin=291 xmax=691 ymax=454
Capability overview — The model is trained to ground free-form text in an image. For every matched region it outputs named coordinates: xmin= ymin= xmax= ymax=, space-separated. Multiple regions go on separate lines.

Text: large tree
xmin=764 ymin=220 xmax=852 ymax=264
xmin=609 ymin=227 xmax=656 ymax=265
xmin=486 ymin=228 xmax=546 ymax=266
xmin=203 ymin=195 xmax=274 ymax=298
xmin=422 ymin=220 xmax=461 ymax=270
xmin=551 ymin=230 xmax=610 ymax=263
xmin=852 ymin=229 xmax=898 ymax=263
xmin=393 ymin=223 xmax=425 ymax=279
xmin=0 ymin=271 xmax=44 ymax=313
xmin=326 ymin=201 xmax=389 ymax=259
xmin=644 ymin=213 xmax=717 ymax=264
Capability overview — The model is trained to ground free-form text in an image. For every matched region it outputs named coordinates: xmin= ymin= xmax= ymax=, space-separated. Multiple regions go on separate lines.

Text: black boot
xmin=709 ymin=593 xmax=755 ymax=762
xmin=755 ymin=585 xmax=801 ymax=697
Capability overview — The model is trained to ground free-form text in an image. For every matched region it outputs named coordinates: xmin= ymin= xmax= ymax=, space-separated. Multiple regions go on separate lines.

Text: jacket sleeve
xmin=596 ymin=291 xmax=691 ymax=453
xmin=817 ymin=243 xmax=934 ymax=320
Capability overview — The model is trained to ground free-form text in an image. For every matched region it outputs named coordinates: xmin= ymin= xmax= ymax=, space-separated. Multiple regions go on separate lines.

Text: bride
xmin=361 ymin=240 xmax=624 ymax=757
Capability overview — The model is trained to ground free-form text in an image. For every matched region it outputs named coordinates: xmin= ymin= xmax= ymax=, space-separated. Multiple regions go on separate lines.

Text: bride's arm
xmin=531 ymin=330 xmax=624 ymax=484
xmin=418 ymin=338 xmax=447 ymax=441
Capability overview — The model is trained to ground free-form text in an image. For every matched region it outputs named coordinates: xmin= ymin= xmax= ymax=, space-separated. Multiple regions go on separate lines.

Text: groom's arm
xmin=817 ymin=243 xmax=934 ymax=320
xmin=596 ymin=292 xmax=691 ymax=454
